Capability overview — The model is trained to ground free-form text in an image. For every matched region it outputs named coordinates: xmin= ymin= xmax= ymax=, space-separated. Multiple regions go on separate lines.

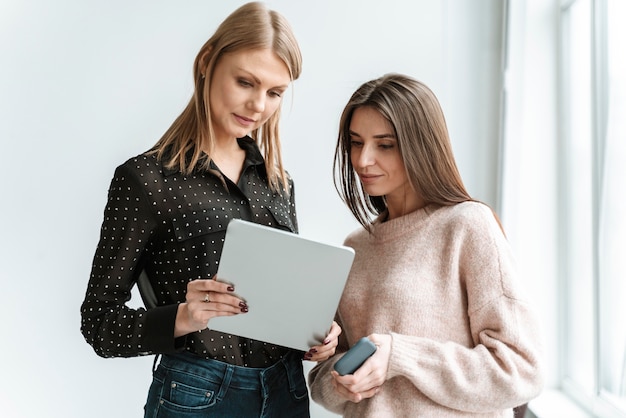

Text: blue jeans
xmin=143 ymin=351 xmax=310 ymax=418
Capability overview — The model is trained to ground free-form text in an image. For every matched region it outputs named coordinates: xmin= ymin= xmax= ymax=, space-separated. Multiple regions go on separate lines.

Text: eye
xmin=379 ymin=143 xmax=395 ymax=150
xmin=350 ymin=140 xmax=363 ymax=148
xmin=268 ymin=90 xmax=283 ymax=98
xmin=237 ymin=78 xmax=253 ymax=87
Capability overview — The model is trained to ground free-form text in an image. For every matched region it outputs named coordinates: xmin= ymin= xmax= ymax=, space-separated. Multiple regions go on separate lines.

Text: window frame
xmin=558 ymin=0 xmax=626 ymax=416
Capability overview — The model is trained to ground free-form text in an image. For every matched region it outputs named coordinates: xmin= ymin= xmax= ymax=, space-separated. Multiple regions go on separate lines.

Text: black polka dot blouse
xmin=80 ymin=137 xmax=299 ymax=368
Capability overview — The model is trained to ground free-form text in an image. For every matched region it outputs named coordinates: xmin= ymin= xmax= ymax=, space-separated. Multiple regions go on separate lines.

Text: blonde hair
xmin=334 ymin=73 xmax=473 ymax=229
xmin=152 ymin=2 xmax=302 ymax=192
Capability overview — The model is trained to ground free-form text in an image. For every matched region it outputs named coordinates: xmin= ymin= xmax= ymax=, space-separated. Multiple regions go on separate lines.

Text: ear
xmin=197 ymin=46 xmax=213 ymax=78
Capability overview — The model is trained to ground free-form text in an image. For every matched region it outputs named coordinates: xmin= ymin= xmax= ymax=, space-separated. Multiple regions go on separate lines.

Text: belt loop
xmin=282 ymin=352 xmax=297 ymax=392
xmin=216 ymin=364 xmax=234 ymax=402
xmin=152 ymin=354 xmax=161 ymax=372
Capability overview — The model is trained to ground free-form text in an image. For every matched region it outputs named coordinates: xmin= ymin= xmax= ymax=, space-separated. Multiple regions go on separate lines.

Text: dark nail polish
xmin=309 ymin=348 xmax=318 ymax=354
xmin=303 ymin=353 xmax=312 ymax=360
xmin=239 ymin=301 xmax=247 ymax=308
xmin=227 ymin=285 xmax=235 ymax=292
xmin=241 ymin=306 xmax=249 ymax=313
xmin=323 ymin=339 xmax=331 ymax=345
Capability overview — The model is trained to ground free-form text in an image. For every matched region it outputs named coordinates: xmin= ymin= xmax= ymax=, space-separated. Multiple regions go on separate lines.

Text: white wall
xmin=0 ymin=1 xmax=504 ymax=416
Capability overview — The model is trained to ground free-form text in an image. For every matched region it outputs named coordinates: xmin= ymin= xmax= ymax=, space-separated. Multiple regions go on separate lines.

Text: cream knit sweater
xmin=309 ymin=202 xmax=544 ymax=417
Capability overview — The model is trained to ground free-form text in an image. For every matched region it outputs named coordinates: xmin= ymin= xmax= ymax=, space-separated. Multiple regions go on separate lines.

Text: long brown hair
xmin=152 ymin=2 xmax=302 ymax=192
xmin=334 ymin=73 xmax=473 ymax=229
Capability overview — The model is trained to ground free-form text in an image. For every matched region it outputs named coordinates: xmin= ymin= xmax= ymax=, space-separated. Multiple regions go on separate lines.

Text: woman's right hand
xmin=330 ymin=333 xmax=392 ymax=403
xmin=174 ymin=277 xmax=248 ymax=337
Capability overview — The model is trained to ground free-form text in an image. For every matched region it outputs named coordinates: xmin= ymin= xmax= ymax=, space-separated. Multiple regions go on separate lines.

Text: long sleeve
xmin=80 ymin=163 xmax=181 ymax=358
xmin=308 ymin=309 xmax=352 ymax=414
xmin=386 ymin=303 xmax=542 ymax=412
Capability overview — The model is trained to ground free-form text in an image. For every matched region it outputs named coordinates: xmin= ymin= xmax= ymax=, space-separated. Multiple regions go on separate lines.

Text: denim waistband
xmin=158 ymin=351 xmax=301 ymax=391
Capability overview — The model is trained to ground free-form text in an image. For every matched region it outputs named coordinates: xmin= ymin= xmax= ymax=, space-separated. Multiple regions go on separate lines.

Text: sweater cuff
xmin=387 ymin=332 xmax=430 ymax=379
xmin=144 ymin=304 xmax=186 ymax=354
xmin=387 ymin=333 xmax=404 ymax=379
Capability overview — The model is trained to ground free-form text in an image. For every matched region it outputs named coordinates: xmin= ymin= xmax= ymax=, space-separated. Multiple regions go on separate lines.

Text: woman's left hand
xmin=303 ymin=321 xmax=341 ymax=362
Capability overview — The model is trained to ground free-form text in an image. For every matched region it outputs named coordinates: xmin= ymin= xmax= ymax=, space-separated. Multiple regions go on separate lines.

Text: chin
xmin=229 ymin=130 xmax=253 ymax=140
xmin=362 ymin=188 xmax=385 ymax=197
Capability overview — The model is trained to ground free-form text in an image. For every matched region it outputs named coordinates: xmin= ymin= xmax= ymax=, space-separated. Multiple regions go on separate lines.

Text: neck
xmin=206 ymin=138 xmax=246 ymax=184
xmin=385 ymin=189 xmax=425 ymax=221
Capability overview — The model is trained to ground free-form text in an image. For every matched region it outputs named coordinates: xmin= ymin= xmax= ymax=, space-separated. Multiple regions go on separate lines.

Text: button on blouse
xmin=80 ymin=136 xmax=299 ymax=367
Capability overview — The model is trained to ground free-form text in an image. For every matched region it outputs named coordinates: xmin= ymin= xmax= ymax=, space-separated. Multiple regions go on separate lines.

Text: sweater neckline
xmin=370 ymin=204 xmax=436 ymax=241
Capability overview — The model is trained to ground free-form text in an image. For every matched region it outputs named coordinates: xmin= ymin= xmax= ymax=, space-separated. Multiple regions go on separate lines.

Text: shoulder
xmin=343 ymin=225 xmax=369 ymax=247
xmin=434 ymin=201 xmax=499 ymax=231
xmin=112 ymin=151 xmax=168 ymax=181
xmin=117 ymin=151 xmax=161 ymax=173
xmin=423 ymin=202 xmax=506 ymax=248
xmin=105 ymin=152 xmax=172 ymax=197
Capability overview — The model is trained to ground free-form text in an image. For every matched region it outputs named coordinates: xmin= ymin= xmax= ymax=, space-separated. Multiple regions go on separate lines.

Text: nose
xmin=353 ymin=144 xmax=375 ymax=168
xmin=247 ymin=91 xmax=266 ymax=113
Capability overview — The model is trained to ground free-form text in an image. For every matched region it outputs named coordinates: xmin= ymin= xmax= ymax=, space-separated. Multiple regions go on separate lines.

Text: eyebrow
xmin=238 ymin=68 xmax=289 ymax=90
xmin=348 ymin=130 xmax=396 ymax=139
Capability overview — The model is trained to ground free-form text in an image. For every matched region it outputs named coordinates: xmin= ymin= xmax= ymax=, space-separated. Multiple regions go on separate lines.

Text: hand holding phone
xmin=333 ymin=337 xmax=377 ymax=375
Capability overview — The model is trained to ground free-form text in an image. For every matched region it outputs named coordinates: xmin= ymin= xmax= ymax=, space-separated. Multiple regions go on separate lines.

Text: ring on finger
xmin=204 ymin=292 xmax=210 ymax=303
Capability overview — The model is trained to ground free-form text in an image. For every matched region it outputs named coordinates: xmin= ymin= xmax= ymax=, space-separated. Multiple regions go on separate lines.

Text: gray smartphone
xmin=333 ymin=337 xmax=377 ymax=375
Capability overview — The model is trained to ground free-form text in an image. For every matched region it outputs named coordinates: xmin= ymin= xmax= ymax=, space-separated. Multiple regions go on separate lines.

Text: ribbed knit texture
xmin=309 ymin=202 xmax=543 ymax=417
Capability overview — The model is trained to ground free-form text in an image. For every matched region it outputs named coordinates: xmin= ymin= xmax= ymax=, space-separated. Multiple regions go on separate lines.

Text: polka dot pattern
xmin=80 ymin=137 xmax=298 ymax=367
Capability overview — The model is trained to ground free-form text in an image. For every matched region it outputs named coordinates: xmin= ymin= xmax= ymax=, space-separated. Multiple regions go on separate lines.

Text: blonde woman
xmin=308 ymin=73 xmax=543 ymax=417
xmin=80 ymin=3 xmax=339 ymax=417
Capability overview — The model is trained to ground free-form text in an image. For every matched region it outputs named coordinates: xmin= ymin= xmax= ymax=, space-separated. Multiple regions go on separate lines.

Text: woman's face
xmin=209 ymin=48 xmax=291 ymax=143
xmin=349 ymin=106 xmax=415 ymax=205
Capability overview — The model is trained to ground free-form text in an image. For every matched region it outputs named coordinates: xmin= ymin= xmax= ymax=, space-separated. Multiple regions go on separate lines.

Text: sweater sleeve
xmin=80 ymin=162 xmax=184 ymax=358
xmin=387 ymin=301 xmax=543 ymax=412
xmin=386 ymin=205 xmax=544 ymax=412
xmin=308 ymin=310 xmax=352 ymax=414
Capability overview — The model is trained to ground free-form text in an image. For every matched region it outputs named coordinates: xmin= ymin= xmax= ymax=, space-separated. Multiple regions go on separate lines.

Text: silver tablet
xmin=209 ymin=219 xmax=355 ymax=351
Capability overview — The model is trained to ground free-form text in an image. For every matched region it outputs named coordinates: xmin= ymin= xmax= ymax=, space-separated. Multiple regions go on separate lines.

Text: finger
xmin=344 ymin=365 xmax=386 ymax=394
xmin=186 ymin=301 xmax=246 ymax=329
xmin=203 ymin=291 xmax=249 ymax=312
xmin=332 ymin=379 xmax=364 ymax=403
xmin=189 ymin=300 xmax=243 ymax=317
xmin=188 ymin=278 xmax=236 ymax=294
xmin=355 ymin=386 xmax=380 ymax=400
xmin=327 ymin=321 xmax=342 ymax=339
xmin=303 ymin=346 xmax=334 ymax=362
xmin=307 ymin=321 xmax=341 ymax=359
xmin=330 ymin=365 xmax=368 ymax=391
xmin=333 ymin=371 xmax=373 ymax=395
xmin=187 ymin=280 xmax=245 ymax=309
xmin=192 ymin=299 xmax=248 ymax=316
xmin=332 ymin=371 xmax=357 ymax=385
xmin=307 ymin=343 xmax=336 ymax=362
xmin=319 ymin=321 xmax=341 ymax=345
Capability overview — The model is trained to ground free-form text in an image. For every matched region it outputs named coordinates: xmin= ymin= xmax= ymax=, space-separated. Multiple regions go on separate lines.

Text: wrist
xmin=174 ymin=303 xmax=194 ymax=337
